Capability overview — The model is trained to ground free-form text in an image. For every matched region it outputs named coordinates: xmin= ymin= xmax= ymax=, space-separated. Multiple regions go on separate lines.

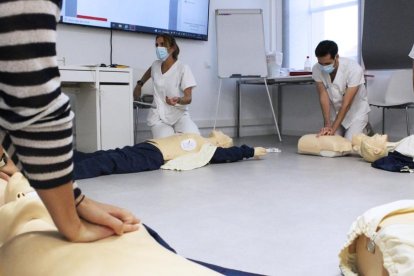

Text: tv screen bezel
xmin=59 ymin=1 xmax=210 ymax=41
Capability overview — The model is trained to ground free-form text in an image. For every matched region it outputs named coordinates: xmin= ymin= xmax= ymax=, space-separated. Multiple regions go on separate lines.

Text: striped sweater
xmin=0 ymin=0 xmax=75 ymax=189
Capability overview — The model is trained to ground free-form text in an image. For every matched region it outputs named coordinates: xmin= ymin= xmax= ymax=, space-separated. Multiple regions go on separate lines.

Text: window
xmin=283 ymin=0 xmax=359 ymax=69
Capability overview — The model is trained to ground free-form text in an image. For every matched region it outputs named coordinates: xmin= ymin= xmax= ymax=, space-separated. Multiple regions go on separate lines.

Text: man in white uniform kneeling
xmin=312 ymin=40 xmax=371 ymax=141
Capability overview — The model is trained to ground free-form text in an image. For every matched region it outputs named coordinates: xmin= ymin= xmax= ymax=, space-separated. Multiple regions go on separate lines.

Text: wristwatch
xmin=137 ymin=80 xmax=144 ymax=86
xmin=0 ymin=152 xmax=8 ymax=168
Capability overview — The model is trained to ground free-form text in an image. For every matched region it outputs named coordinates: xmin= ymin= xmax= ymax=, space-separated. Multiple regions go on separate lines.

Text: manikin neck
xmin=386 ymin=141 xmax=400 ymax=151
xmin=205 ymin=137 xmax=215 ymax=145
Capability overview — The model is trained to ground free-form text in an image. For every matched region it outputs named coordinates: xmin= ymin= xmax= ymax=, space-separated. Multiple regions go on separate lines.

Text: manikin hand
xmin=76 ymin=197 xmax=140 ymax=236
xmin=254 ymin=147 xmax=267 ymax=158
xmin=166 ymin=96 xmax=180 ymax=106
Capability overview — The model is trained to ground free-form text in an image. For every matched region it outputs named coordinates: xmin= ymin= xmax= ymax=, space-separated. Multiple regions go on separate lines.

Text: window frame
xmin=282 ymin=0 xmax=362 ymax=68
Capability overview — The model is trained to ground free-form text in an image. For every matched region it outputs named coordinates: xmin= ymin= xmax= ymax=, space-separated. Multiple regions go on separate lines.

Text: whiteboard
xmin=215 ymin=9 xmax=267 ymax=79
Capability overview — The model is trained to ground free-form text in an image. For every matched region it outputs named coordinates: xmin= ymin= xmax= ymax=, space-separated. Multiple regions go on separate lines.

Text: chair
xmin=366 ymin=69 xmax=414 ymax=135
xmin=133 ymin=94 xmax=155 ymax=144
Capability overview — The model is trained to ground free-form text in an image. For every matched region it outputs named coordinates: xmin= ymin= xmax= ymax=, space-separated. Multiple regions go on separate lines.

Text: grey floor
xmin=78 ymin=135 xmax=414 ymax=276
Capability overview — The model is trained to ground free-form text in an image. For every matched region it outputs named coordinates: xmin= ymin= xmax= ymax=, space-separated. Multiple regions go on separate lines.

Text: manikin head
xmin=206 ymin=130 xmax=234 ymax=148
xmin=351 ymin=133 xmax=388 ymax=162
xmin=359 ymin=134 xmax=388 ymax=162
xmin=0 ymin=172 xmax=54 ymax=246
xmin=0 ymin=172 xmax=35 ymax=207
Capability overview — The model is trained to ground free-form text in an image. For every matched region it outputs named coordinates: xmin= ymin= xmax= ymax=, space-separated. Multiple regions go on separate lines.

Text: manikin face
xmin=360 ymin=134 xmax=388 ymax=162
xmin=208 ymin=130 xmax=233 ymax=148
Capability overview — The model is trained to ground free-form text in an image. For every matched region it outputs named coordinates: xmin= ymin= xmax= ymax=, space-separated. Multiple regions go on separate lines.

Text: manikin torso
xmin=355 ymin=212 xmax=414 ymax=276
xmin=148 ymin=131 xmax=233 ymax=161
xmin=0 ymin=173 xmax=220 ymax=276
xmin=297 ymin=134 xmax=353 ymax=157
xmin=148 ymin=133 xmax=208 ymax=161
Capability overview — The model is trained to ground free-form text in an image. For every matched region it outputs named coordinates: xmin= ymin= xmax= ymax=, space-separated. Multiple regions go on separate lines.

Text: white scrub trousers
xmin=151 ymin=114 xmax=200 ymax=138
xmin=334 ymin=114 xmax=370 ymax=141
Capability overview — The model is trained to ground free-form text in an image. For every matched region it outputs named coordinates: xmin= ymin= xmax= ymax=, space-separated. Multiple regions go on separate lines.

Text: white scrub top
xmin=409 ymin=44 xmax=414 ymax=59
xmin=312 ymin=57 xmax=370 ymax=128
xmin=394 ymin=135 xmax=414 ymax=158
xmin=147 ymin=60 xmax=196 ymax=126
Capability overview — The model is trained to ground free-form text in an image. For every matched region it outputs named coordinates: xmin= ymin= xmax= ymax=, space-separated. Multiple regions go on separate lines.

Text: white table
xmin=237 ymin=75 xmax=314 ymax=138
xmin=59 ymin=66 xmax=134 ymax=152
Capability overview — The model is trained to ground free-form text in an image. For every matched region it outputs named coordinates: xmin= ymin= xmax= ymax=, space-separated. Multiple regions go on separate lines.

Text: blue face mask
xmin=320 ymin=60 xmax=336 ymax=74
xmin=156 ymin=47 xmax=169 ymax=61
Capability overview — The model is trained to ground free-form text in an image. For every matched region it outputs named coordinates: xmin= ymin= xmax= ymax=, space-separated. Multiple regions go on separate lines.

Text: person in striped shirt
xmin=0 ymin=0 xmax=139 ymax=241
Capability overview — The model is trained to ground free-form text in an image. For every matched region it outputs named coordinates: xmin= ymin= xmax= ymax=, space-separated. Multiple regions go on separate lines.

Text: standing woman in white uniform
xmin=133 ymin=34 xmax=200 ymax=138
xmin=312 ymin=40 xmax=371 ymax=141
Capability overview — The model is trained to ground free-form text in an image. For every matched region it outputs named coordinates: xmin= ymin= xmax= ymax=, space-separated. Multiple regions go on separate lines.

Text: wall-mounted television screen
xmin=60 ymin=0 xmax=210 ymax=41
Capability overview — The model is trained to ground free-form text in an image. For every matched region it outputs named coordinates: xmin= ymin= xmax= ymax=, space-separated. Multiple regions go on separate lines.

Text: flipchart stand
xmin=214 ymin=9 xmax=281 ymax=141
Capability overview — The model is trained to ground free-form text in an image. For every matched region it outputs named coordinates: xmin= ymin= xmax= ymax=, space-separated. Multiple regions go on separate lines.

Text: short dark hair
xmin=156 ymin=33 xmax=180 ymax=60
xmin=315 ymin=40 xmax=338 ymax=59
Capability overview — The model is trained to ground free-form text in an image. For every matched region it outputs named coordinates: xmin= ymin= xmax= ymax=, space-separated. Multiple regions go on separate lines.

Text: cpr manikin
xmin=352 ymin=134 xmax=414 ymax=163
xmin=0 ymin=173 xmax=220 ymax=276
xmin=73 ymin=130 xmax=268 ymax=179
xmin=339 ymin=200 xmax=414 ymax=276
xmin=297 ymin=134 xmax=353 ymax=157
xmin=297 ymin=133 xmax=412 ymax=163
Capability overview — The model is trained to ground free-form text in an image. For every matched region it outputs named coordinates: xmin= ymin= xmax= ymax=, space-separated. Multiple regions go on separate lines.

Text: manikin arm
xmin=210 ymin=145 xmax=266 ymax=164
xmin=254 ymin=147 xmax=267 ymax=158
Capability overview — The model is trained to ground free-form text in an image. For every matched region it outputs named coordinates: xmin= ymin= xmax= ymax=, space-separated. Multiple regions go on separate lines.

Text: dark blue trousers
xmin=73 ymin=143 xmax=255 ymax=180
xmin=210 ymin=145 xmax=255 ymax=164
xmin=73 ymin=143 xmax=164 ymax=180
xmin=372 ymin=151 xmax=414 ymax=172
xmin=144 ymin=224 xmax=267 ymax=276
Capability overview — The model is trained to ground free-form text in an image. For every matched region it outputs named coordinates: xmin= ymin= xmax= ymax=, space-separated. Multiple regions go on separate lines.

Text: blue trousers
xmin=372 ymin=151 xmax=414 ymax=172
xmin=73 ymin=143 xmax=255 ymax=180
xmin=144 ymin=224 xmax=266 ymax=276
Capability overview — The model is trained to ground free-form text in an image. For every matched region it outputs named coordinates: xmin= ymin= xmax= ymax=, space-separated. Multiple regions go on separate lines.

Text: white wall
xmin=57 ymin=0 xmax=412 ymax=141
xmin=56 ymin=0 xmax=286 ymax=140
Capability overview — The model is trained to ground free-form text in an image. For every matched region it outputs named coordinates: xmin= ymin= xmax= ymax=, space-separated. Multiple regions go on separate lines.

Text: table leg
xmin=237 ymin=80 xmax=241 ymax=137
xmin=277 ymin=84 xmax=282 ymax=133
xmin=264 ymin=79 xmax=282 ymax=142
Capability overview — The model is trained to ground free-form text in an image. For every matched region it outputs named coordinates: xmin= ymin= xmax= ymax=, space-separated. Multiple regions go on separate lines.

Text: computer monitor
xmin=60 ymin=0 xmax=210 ymax=41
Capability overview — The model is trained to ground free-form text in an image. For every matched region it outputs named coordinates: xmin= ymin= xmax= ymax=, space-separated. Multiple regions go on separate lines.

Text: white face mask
xmin=320 ymin=58 xmax=336 ymax=74
xmin=156 ymin=47 xmax=169 ymax=61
